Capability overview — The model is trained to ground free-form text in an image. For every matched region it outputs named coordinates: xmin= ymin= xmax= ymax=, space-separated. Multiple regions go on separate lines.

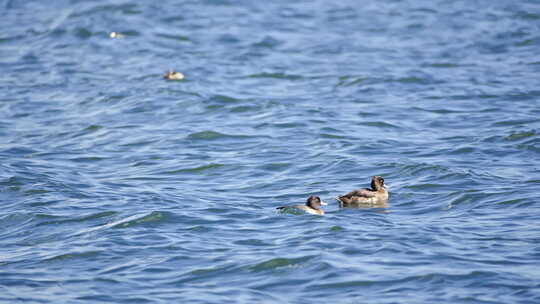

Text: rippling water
xmin=2 ymin=0 xmax=540 ymax=303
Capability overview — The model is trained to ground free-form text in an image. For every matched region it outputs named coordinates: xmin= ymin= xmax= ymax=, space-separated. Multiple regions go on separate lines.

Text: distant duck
xmin=277 ymin=196 xmax=327 ymax=215
xmin=109 ymin=32 xmax=125 ymax=39
xmin=163 ymin=70 xmax=184 ymax=80
xmin=337 ymin=176 xmax=389 ymax=207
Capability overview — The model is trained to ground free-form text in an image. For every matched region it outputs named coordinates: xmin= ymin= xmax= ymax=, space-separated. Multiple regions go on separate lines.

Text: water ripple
xmin=1 ymin=1 xmax=539 ymax=303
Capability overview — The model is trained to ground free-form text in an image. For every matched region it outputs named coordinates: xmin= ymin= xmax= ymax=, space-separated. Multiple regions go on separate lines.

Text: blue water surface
xmin=1 ymin=0 xmax=540 ymax=303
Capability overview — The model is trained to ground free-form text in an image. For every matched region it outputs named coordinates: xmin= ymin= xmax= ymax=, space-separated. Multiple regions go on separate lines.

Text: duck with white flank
xmin=277 ymin=196 xmax=327 ymax=215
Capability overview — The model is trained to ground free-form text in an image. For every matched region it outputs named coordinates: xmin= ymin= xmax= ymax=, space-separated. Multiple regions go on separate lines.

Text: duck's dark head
xmin=371 ymin=176 xmax=386 ymax=190
xmin=306 ymin=196 xmax=327 ymax=210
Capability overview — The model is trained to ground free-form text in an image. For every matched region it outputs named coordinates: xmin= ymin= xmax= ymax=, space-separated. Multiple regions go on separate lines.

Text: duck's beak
xmin=320 ymin=201 xmax=328 ymax=206
xmin=383 ymin=183 xmax=389 ymax=189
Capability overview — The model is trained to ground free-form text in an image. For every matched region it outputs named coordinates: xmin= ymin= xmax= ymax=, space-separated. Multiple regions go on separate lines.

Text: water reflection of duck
xmin=337 ymin=176 xmax=389 ymax=207
xmin=277 ymin=196 xmax=327 ymax=215
xmin=163 ymin=70 xmax=184 ymax=80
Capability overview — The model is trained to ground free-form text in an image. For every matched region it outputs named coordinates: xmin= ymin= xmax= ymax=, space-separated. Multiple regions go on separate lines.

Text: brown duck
xmin=277 ymin=196 xmax=327 ymax=215
xmin=337 ymin=176 xmax=389 ymax=207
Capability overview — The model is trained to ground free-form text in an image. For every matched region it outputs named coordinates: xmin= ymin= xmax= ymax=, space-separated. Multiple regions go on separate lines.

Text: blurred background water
xmin=1 ymin=0 xmax=540 ymax=303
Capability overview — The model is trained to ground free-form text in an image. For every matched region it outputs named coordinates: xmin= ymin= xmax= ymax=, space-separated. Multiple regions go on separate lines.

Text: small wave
xmin=257 ymin=162 xmax=291 ymax=172
xmin=312 ymin=270 xmax=501 ymax=291
xmin=72 ymin=3 xmax=140 ymax=17
xmin=245 ymin=72 xmax=302 ymax=80
xmin=0 ymin=213 xmax=35 ymax=239
xmin=515 ymin=36 xmax=540 ymax=47
xmin=0 ymin=176 xmax=24 ymax=187
xmin=423 ymin=62 xmax=460 ymax=68
xmin=248 ymin=256 xmax=316 ymax=272
xmin=1 ymin=146 xmax=37 ymax=156
xmin=504 ymin=130 xmax=536 ymax=141
xmin=517 ymin=142 xmax=540 ymax=153
xmin=186 ymin=225 xmax=213 ymax=232
xmin=207 ymin=94 xmax=242 ymax=104
xmin=36 ymin=211 xmax=117 ymax=227
xmin=187 ymin=131 xmax=246 ymax=140
xmin=516 ymin=11 xmax=540 ymax=20
xmin=229 ymin=105 xmax=261 ymax=113
xmin=320 ymin=133 xmax=348 ymax=139
xmin=413 ymin=106 xmax=463 ymax=114
xmin=70 ymin=156 xmax=108 ymax=163
xmin=112 ymin=211 xmax=166 ymax=228
xmin=77 ymin=211 xmax=169 ymax=233
xmin=330 ymin=225 xmax=345 ymax=232
xmin=233 ymin=239 xmax=271 ymax=246
xmin=394 ymin=76 xmax=437 ymax=85
xmin=160 ymin=163 xmax=225 ymax=175
xmin=448 ymin=146 xmax=475 ymax=154
xmin=172 ymin=263 xmax=239 ymax=285
xmin=161 ymin=15 xmax=186 ymax=23
xmin=403 ymin=183 xmax=447 ymax=190
xmin=493 ymin=118 xmax=540 ymax=127
xmin=119 ymin=139 xmax=159 ymax=148
xmin=357 ymin=121 xmax=400 ymax=129
xmin=313 ymin=279 xmax=379 ymax=289
xmin=0 ymin=34 xmax=26 ymax=44
xmin=252 ymin=36 xmax=283 ymax=49
xmin=393 ymin=162 xmax=452 ymax=177
xmin=336 ymin=76 xmax=370 ymax=87
xmin=154 ymin=33 xmax=191 ymax=42
xmin=445 ymin=191 xmax=485 ymax=210
xmin=271 ymin=122 xmax=307 ymax=129
xmin=44 ymin=250 xmax=101 ymax=262
xmin=495 ymin=198 xmax=532 ymax=208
